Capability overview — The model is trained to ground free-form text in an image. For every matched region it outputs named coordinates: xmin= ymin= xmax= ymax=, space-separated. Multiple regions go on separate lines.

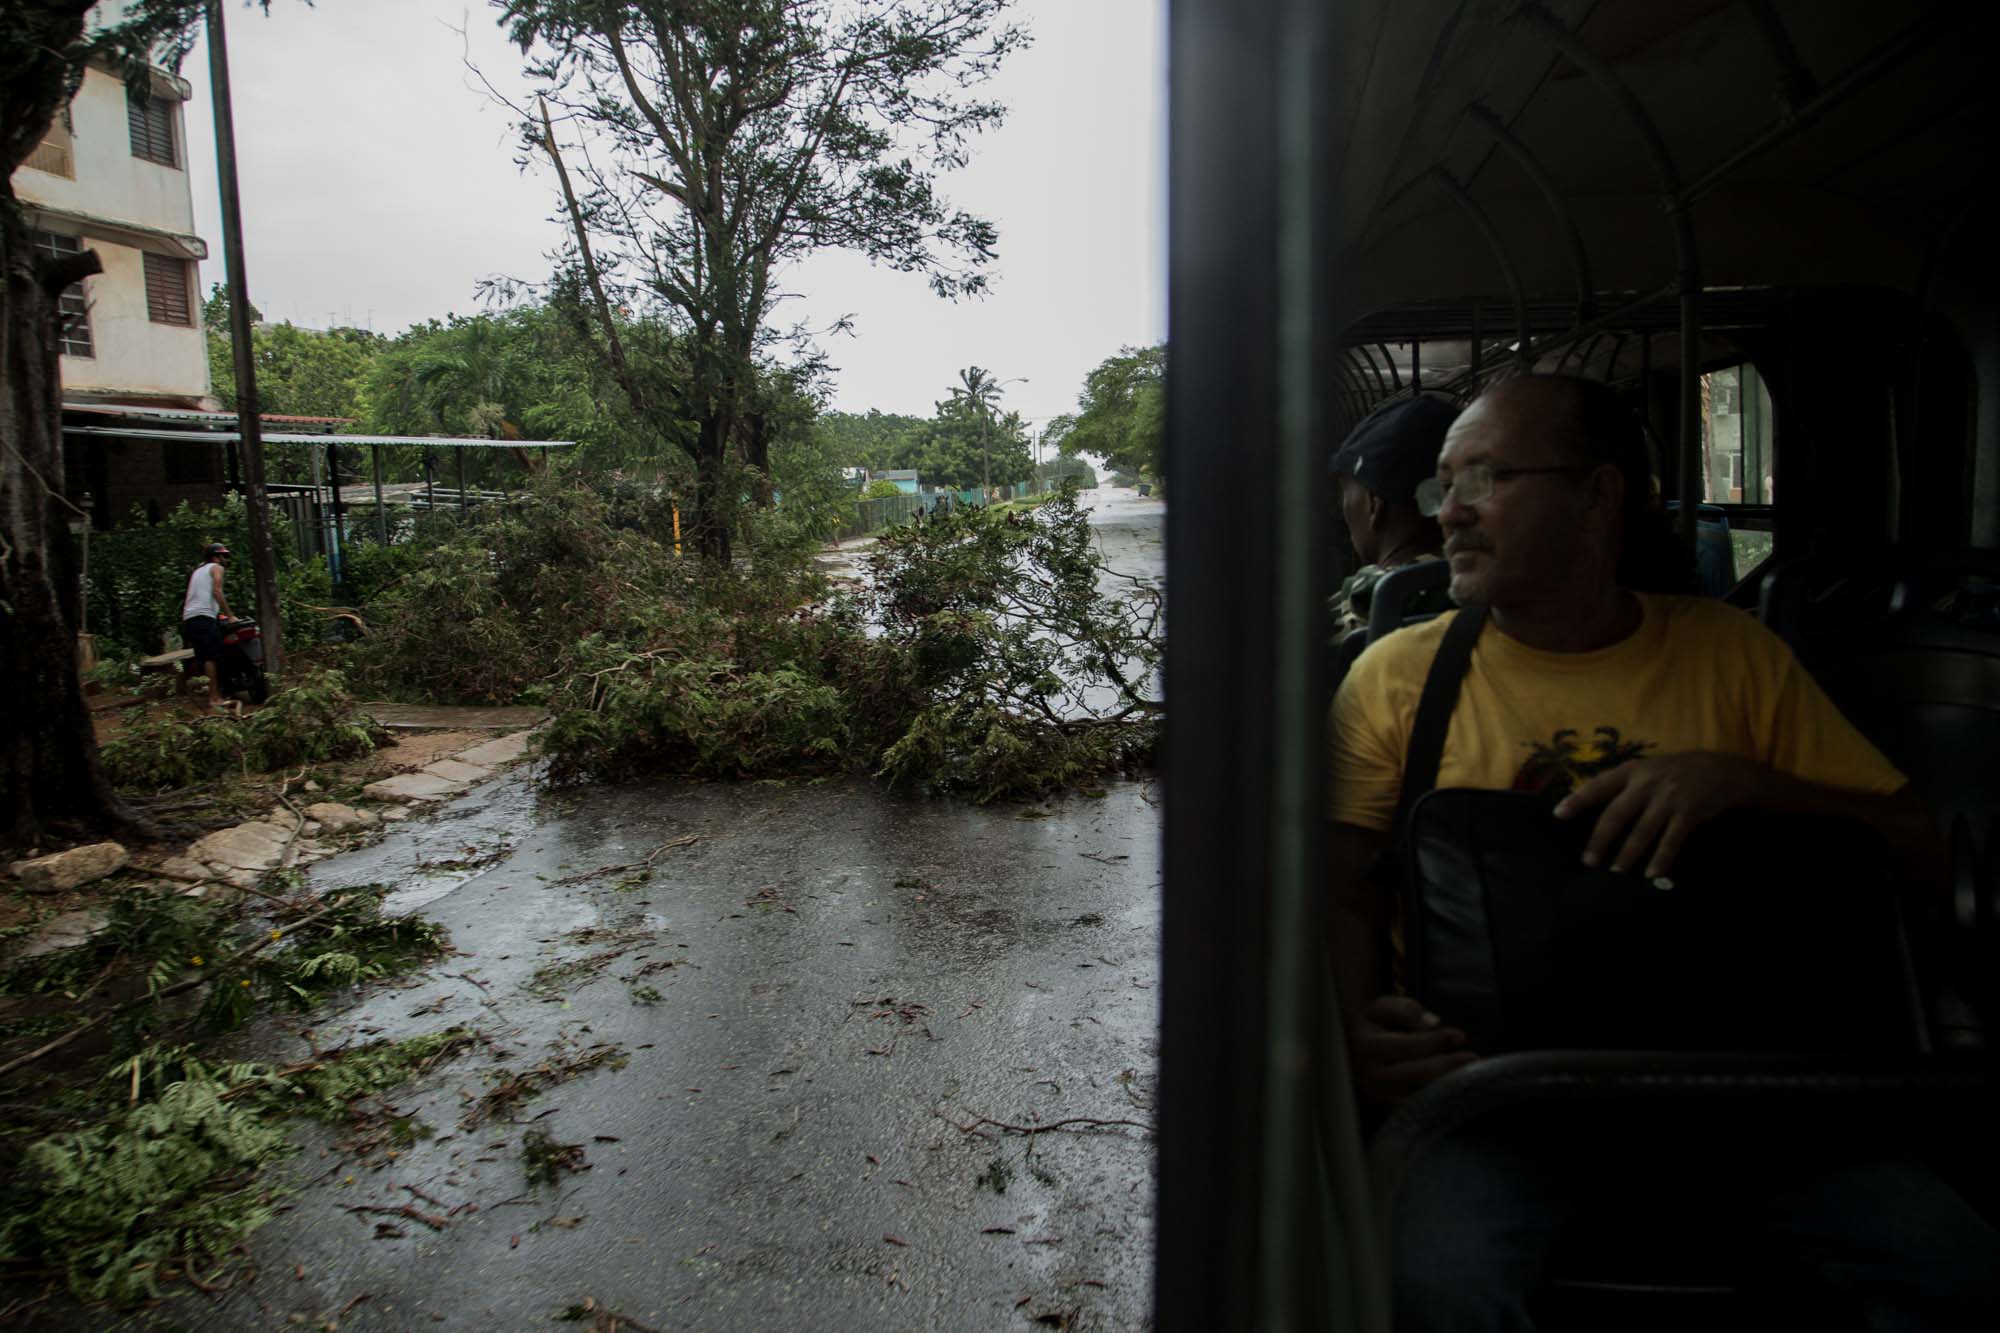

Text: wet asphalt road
xmin=122 ymin=492 xmax=1167 ymax=1333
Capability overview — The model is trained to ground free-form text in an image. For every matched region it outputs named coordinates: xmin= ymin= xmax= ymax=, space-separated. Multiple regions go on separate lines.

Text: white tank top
xmin=183 ymin=562 xmax=221 ymax=619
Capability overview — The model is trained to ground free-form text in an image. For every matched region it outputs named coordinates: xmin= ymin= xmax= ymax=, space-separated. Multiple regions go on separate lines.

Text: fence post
xmin=372 ymin=444 xmax=387 ymax=542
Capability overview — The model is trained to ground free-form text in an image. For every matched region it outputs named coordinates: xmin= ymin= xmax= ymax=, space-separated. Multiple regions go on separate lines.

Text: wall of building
xmin=61 ymin=242 xmax=209 ymax=399
xmin=13 ymin=59 xmax=210 ymax=403
xmin=16 ymin=63 xmax=197 ymax=238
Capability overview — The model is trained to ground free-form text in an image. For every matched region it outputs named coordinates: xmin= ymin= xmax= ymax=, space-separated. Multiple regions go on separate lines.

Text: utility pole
xmin=205 ymin=0 xmax=283 ymax=672
xmin=980 ymin=403 xmax=990 ymax=506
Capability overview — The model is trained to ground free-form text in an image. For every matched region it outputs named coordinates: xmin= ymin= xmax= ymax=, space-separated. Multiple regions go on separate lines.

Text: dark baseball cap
xmin=1329 ymin=394 xmax=1461 ymax=506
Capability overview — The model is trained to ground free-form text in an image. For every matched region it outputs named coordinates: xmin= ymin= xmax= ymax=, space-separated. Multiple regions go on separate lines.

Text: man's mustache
xmin=1444 ymin=536 xmax=1493 ymax=558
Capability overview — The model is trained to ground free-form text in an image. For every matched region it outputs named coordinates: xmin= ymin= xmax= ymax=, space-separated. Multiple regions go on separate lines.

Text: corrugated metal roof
xmin=65 ymin=402 xmax=351 ymax=427
xmin=64 ymin=426 xmax=575 ymax=449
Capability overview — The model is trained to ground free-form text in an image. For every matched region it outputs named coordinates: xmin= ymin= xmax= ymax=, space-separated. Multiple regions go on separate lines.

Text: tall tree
xmin=1 ymin=3 xmax=272 ymax=845
xmin=816 ymin=408 xmax=929 ymax=472
xmin=499 ymin=0 xmax=1027 ymax=560
xmin=921 ymin=388 xmax=1030 ymax=491
xmin=1047 ymin=343 xmax=1164 ymax=482
xmin=947 ymin=363 xmax=1011 ymax=498
xmin=205 ymin=291 xmax=381 ymax=422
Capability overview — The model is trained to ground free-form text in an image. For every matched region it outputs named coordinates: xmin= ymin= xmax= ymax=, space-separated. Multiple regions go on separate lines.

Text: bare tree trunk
xmin=692 ymin=418 xmax=731 ymax=563
xmin=0 ymin=206 xmax=151 ymax=848
xmin=742 ymin=410 xmax=773 ymax=507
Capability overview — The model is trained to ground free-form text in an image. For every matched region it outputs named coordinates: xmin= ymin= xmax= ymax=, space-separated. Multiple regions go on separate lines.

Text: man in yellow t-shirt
xmin=1328 ymin=375 xmax=1933 ymax=1103
xmin=1330 ymin=375 xmax=1994 ymax=1331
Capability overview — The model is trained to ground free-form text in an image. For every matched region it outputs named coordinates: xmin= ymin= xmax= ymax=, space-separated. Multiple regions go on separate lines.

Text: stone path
xmin=7 ymin=727 xmax=545 ymax=965
xmin=360 ymin=729 xmax=536 ymax=805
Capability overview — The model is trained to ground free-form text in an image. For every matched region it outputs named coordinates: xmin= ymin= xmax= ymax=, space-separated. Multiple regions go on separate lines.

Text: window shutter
xmin=144 ymin=252 xmax=193 ymax=326
xmin=127 ymin=87 xmax=178 ymax=168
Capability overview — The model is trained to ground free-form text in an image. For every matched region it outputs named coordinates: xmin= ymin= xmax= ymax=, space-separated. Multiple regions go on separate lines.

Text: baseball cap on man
xmin=204 ymin=543 xmax=232 ymax=560
xmin=1329 ymin=394 xmax=1461 ymax=507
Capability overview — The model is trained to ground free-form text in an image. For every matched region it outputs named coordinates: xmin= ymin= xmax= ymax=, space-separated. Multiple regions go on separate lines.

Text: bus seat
xmin=1758 ymin=558 xmax=2000 ymax=834
xmin=1757 ymin=557 xmax=2000 ymax=1048
xmin=1369 ymin=1052 xmax=2000 ymax=1330
xmin=1366 ymin=558 xmax=1454 ymax=642
xmin=1330 ymin=626 xmax=1369 ymax=697
xmin=1329 ymin=559 xmax=1456 ymax=699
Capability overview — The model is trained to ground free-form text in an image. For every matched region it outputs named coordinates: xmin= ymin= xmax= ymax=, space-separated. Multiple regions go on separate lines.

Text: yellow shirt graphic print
xmin=1329 ymin=593 xmax=1907 ymax=834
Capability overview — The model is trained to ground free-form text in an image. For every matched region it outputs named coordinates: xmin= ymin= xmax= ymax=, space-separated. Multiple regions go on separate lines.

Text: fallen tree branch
xmin=344 ymin=1203 xmax=448 ymax=1231
xmin=936 ymin=1108 xmax=1153 ymax=1138
xmin=550 ymin=835 xmax=699 ymax=885
xmin=0 ymin=894 xmax=355 ymax=1082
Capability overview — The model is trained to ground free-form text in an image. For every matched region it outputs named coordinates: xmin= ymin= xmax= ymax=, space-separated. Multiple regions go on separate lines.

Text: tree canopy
xmin=501 ymin=0 xmax=1028 ymax=558
xmin=205 ymin=288 xmax=380 ymax=422
xmin=816 ymin=409 xmax=929 ymax=473
xmin=1047 ymin=344 xmax=1164 ymax=482
xmin=814 ymin=371 xmax=1031 ymax=494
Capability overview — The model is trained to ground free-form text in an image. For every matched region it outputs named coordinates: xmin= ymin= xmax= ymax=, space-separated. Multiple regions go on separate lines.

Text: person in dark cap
xmin=1330 ymin=393 xmax=1461 ymax=640
xmin=180 ymin=541 xmax=237 ymax=714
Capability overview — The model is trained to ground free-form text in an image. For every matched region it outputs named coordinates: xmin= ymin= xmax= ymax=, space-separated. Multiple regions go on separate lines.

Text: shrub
xmin=242 ymin=669 xmax=381 ymax=769
xmin=97 ymin=670 xmax=380 ymax=792
xmin=99 ymin=712 xmax=249 ymax=793
xmin=523 ymin=478 xmax=1160 ymax=801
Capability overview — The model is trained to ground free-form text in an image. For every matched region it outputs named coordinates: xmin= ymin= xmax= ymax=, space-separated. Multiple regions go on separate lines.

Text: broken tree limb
xmin=0 ymin=894 xmax=354 ymax=1082
xmin=936 ymin=1108 xmax=1154 ymax=1138
xmin=551 ymin=834 xmax=699 ymax=886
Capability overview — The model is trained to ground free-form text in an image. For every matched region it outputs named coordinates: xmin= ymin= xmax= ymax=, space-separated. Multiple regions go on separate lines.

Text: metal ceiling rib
xmin=1336 ymin=0 xmax=1976 ymax=337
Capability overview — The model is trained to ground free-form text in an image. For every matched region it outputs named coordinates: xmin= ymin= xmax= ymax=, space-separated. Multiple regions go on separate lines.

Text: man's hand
xmin=1349 ymin=996 xmax=1478 ymax=1107
xmin=1554 ymin=752 xmax=1764 ymax=878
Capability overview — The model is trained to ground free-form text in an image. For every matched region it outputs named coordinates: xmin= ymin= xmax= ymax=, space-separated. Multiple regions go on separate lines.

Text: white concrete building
xmin=14 ymin=18 xmax=210 ymax=409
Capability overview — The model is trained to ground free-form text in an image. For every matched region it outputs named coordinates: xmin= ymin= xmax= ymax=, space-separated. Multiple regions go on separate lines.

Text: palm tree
xmin=950 ymin=366 xmax=1012 ymax=500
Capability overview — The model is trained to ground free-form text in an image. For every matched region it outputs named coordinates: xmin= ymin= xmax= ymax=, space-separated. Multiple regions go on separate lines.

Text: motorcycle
xmin=216 ymin=616 xmax=270 ymax=705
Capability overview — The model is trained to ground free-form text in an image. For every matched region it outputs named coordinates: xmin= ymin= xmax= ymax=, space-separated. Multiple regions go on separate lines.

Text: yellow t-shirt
xmin=1330 ymin=593 xmax=1907 ymax=832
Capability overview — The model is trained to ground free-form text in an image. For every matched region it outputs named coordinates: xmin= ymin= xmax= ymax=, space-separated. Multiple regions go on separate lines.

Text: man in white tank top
xmin=180 ymin=543 xmax=237 ymax=712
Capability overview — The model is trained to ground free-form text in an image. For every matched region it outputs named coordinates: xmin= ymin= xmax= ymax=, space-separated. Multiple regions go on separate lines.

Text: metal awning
xmin=63 ymin=426 xmax=575 ymax=449
xmin=65 ymin=402 xmax=350 ymax=428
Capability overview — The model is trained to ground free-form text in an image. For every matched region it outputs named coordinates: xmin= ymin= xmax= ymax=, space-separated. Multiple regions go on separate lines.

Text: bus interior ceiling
xmin=1324 ymin=0 xmax=2000 ymax=563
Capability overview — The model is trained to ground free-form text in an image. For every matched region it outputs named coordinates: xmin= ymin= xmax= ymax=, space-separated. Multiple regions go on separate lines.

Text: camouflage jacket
xmin=1332 ymin=552 xmax=1448 ymax=641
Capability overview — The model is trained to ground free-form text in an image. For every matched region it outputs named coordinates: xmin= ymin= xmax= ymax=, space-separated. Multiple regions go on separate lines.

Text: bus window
xmin=1701 ymin=363 xmax=1776 ymax=579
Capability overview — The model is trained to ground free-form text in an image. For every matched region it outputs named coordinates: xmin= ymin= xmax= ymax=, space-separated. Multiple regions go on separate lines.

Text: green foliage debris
xmin=521 ymin=1127 xmax=588 ymax=1189
xmin=0 ymin=1030 xmax=472 ymax=1305
xmin=98 ymin=669 xmax=383 ymax=793
xmin=386 ymin=478 xmax=1161 ymax=802
xmin=0 ymin=877 xmax=457 ymax=1307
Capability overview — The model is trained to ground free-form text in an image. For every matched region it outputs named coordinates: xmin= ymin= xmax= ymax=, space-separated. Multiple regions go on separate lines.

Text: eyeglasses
xmin=1415 ymin=463 xmax=1596 ymax=517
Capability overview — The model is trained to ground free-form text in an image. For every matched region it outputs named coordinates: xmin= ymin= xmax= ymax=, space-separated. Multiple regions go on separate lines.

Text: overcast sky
xmin=177 ymin=0 xmax=1165 ymax=430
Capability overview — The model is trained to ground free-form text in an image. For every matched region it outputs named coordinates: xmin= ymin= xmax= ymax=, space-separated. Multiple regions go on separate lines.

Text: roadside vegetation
xmin=98 ymin=670 xmax=383 ymax=794
xmin=312 ymin=474 xmax=1160 ymax=802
